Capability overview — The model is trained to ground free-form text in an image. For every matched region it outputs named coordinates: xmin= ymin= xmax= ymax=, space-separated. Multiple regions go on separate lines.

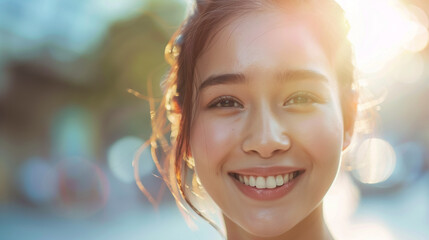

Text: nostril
xmin=241 ymin=112 xmax=291 ymax=157
xmin=242 ymin=135 xmax=291 ymax=158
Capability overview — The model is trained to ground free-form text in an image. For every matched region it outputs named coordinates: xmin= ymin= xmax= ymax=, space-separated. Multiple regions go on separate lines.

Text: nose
xmin=242 ymin=107 xmax=291 ymax=158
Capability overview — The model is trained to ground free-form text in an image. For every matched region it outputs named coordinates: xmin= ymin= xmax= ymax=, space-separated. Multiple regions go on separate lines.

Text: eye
xmin=284 ymin=92 xmax=319 ymax=106
xmin=208 ymin=96 xmax=243 ymax=108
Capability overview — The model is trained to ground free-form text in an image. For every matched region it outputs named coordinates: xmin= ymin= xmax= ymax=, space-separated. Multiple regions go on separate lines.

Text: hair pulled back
xmin=143 ymin=0 xmax=356 ymax=236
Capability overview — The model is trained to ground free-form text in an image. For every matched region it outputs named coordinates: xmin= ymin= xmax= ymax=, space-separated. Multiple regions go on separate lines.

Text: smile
xmin=230 ymin=171 xmax=303 ymax=189
xmin=228 ymin=169 xmax=305 ymax=201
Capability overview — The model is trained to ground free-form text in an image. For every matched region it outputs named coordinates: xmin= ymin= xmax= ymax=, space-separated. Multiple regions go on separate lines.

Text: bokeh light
xmin=107 ymin=136 xmax=154 ymax=183
xmin=352 ymin=138 xmax=397 ymax=184
xmin=51 ymin=106 xmax=95 ymax=160
xmin=18 ymin=157 xmax=58 ymax=205
xmin=56 ymin=157 xmax=109 ymax=218
xmin=383 ymin=141 xmax=425 ymax=187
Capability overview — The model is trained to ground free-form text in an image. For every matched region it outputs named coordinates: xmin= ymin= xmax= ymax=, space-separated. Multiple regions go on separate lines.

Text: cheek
xmin=294 ymin=109 xmax=344 ymax=163
xmin=190 ymin=115 xmax=239 ymax=171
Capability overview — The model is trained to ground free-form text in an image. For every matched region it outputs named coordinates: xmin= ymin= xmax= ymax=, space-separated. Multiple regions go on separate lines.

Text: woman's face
xmin=190 ymin=9 xmax=350 ymax=238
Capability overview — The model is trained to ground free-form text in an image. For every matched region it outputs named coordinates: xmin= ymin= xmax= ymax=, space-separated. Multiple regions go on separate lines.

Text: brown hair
xmin=140 ymin=0 xmax=357 ymax=237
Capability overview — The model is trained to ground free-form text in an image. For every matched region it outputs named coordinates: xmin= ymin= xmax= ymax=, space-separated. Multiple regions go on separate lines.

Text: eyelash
xmin=207 ymin=92 xmax=321 ymax=109
xmin=208 ymin=96 xmax=243 ymax=109
xmin=284 ymin=92 xmax=321 ymax=106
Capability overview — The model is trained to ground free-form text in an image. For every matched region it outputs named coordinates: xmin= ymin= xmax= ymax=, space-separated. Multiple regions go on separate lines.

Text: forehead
xmin=195 ymin=9 xmax=334 ymax=84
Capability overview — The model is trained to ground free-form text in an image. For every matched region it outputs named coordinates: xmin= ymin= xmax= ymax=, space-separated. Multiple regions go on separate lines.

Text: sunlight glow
xmin=390 ymin=52 xmax=425 ymax=84
xmin=324 ymin=173 xmax=361 ymax=239
xmin=336 ymin=0 xmax=429 ymax=74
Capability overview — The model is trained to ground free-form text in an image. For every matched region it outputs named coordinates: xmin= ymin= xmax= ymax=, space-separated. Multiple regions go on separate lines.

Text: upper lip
xmin=229 ymin=166 xmax=305 ymax=177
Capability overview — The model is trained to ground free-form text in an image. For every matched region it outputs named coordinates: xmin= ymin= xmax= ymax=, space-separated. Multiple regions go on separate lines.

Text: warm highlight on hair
xmin=141 ymin=0 xmax=357 ymax=237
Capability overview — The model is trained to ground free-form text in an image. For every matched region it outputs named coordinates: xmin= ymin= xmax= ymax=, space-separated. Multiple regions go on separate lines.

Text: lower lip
xmin=231 ymin=173 xmax=303 ymax=201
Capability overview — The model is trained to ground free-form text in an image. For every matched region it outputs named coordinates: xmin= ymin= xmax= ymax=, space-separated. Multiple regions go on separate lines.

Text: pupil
xmin=297 ymin=96 xmax=307 ymax=103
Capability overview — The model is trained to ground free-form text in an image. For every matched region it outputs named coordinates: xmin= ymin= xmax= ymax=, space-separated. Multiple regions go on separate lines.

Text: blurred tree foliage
xmin=93 ymin=0 xmax=186 ymax=141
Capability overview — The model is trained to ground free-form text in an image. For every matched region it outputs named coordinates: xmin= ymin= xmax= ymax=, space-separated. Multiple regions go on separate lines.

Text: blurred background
xmin=0 ymin=0 xmax=428 ymax=239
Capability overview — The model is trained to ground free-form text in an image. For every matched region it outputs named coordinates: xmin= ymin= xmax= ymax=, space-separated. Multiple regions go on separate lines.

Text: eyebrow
xmin=199 ymin=73 xmax=246 ymax=91
xmin=276 ymin=69 xmax=329 ymax=84
xmin=198 ymin=69 xmax=328 ymax=91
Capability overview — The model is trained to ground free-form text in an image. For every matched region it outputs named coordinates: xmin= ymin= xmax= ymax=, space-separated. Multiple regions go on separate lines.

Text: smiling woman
xmin=145 ymin=0 xmax=357 ymax=239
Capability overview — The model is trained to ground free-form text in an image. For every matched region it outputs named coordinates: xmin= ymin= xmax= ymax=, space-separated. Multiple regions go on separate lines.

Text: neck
xmin=223 ymin=203 xmax=333 ymax=240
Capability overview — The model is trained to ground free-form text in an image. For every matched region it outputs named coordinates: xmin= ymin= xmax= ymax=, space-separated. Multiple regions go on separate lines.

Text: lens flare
xmin=55 ymin=157 xmax=109 ymax=218
xmin=352 ymin=138 xmax=396 ymax=184
xmin=336 ymin=0 xmax=429 ymax=74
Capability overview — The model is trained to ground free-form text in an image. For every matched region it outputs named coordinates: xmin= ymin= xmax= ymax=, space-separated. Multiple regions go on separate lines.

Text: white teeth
xmin=244 ymin=176 xmax=249 ymax=185
xmin=256 ymin=177 xmax=266 ymax=189
xmin=284 ymin=174 xmax=289 ymax=183
xmin=234 ymin=171 xmax=300 ymax=189
xmin=249 ymin=176 xmax=256 ymax=187
xmin=276 ymin=175 xmax=284 ymax=186
xmin=266 ymin=176 xmax=277 ymax=189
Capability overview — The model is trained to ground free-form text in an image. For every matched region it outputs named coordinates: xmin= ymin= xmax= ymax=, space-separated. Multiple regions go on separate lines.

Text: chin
xmin=237 ymin=216 xmax=298 ymax=238
xmin=244 ymin=225 xmax=293 ymax=238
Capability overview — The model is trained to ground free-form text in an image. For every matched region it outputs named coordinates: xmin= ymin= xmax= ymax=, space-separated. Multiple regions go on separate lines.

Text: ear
xmin=342 ymin=131 xmax=353 ymax=151
xmin=342 ymin=90 xmax=358 ymax=151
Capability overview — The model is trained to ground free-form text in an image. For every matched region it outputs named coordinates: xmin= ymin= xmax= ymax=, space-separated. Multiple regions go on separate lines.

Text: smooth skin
xmin=190 ymin=8 xmax=352 ymax=240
